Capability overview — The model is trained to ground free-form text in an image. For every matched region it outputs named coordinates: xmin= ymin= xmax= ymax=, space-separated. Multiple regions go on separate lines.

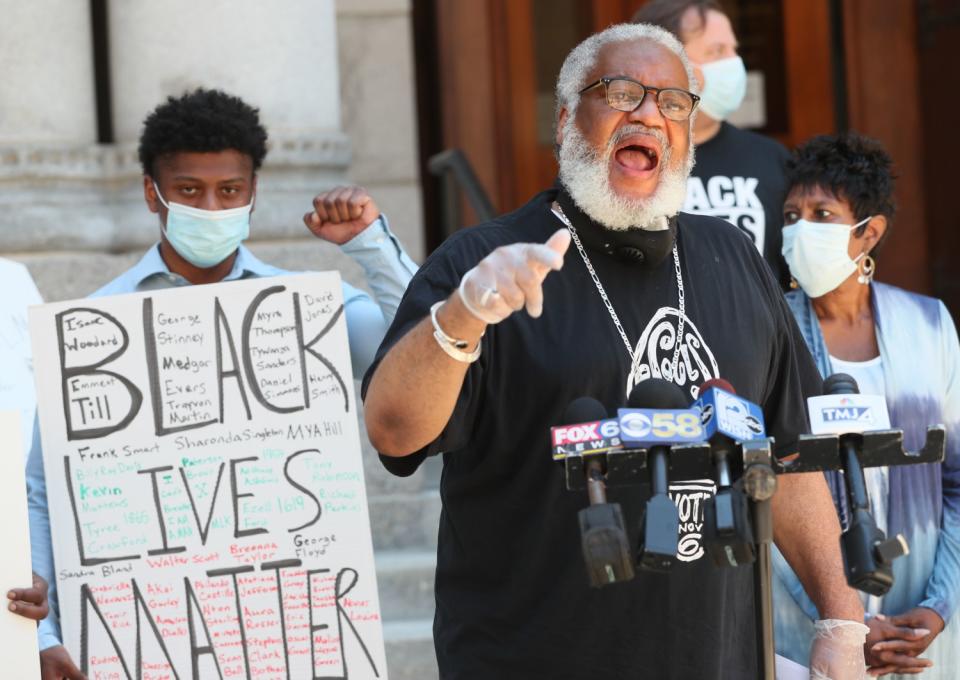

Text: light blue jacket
xmin=773 ymin=283 xmax=960 ymax=677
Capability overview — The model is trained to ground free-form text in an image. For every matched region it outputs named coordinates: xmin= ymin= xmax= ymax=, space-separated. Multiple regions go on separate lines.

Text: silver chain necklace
xmin=552 ymin=202 xmax=686 ymax=380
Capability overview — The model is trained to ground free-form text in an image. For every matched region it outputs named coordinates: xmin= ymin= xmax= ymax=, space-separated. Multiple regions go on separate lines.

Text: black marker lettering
xmin=144 ymin=298 xmax=217 ymax=436
xmin=138 ymin=465 xmax=188 ymax=556
xmin=296 ymin=298 xmax=349 ymax=413
xmin=284 ymin=449 xmax=323 ymax=532
xmin=132 ymin=579 xmax=181 ymax=678
xmin=307 ymin=568 xmax=332 ymax=679
xmin=179 ymin=463 xmax=226 ymax=545
xmin=57 ymin=307 xmax=143 ymax=440
xmin=261 ymin=559 xmax=303 ymax=680
xmin=242 ymin=286 xmax=305 ymax=413
xmin=206 ymin=566 xmax=256 ymax=680
xmin=293 ymin=293 xmax=310 ymax=410
xmin=214 ymin=296 xmax=253 ymax=423
xmin=80 ymin=582 xmax=133 ymax=678
xmin=332 ymin=567 xmax=380 ymax=678
xmin=184 ymin=576 xmax=224 ymax=680
xmin=229 ymin=456 xmax=269 ymax=539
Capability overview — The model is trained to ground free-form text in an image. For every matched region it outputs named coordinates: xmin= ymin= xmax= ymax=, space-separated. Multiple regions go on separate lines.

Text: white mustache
xmin=607 ymin=125 xmax=671 ymax=162
xmin=558 ymin=117 xmax=689 ymax=231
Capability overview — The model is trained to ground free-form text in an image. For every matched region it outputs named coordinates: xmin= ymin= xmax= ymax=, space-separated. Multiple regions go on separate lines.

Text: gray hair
xmin=555 ymin=23 xmax=697 ymax=121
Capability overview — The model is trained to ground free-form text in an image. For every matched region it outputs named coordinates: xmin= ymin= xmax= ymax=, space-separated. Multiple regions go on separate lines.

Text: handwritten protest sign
xmin=0 ymin=410 xmax=42 ymax=678
xmin=0 ymin=259 xmax=43 ymax=459
xmin=30 ymin=273 xmax=387 ymax=679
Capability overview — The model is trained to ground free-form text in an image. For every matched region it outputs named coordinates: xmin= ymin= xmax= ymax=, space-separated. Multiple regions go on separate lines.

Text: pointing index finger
xmin=545 ymin=228 xmax=572 ymax=256
xmin=524 ymin=231 xmax=570 ymax=273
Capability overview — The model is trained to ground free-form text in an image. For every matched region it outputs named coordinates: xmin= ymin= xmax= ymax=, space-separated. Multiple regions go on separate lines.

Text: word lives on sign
xmin=30 ymin=273 xmax=387 ymax=680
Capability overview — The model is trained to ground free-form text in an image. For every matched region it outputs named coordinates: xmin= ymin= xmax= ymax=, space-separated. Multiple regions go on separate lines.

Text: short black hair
xmin=137 ymin=88 xmax=269 ymax=177
xmin=632 ymin=0 xmax=725 ymax=41
xmin=787 ymin=132 xmax=896 ymax=254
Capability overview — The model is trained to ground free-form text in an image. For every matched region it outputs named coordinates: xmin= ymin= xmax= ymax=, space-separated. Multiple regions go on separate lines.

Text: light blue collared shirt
xmin=28 ymin=216 xmax=417 ymax=650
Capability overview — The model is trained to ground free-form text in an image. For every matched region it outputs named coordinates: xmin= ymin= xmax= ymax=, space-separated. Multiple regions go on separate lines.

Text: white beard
xmin=558 ymin=118 xmax=694 ymax=231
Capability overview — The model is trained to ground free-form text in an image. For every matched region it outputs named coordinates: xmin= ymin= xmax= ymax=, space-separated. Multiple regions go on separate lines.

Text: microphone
xmin=623 ymin=379 xmax=692 ymax=572
xmin=551 ymin=396 xmax=623 ymax=461
xmin=694 ymin=379 xmax=766 ymax=568
xmin=557 ymin=397 xmax=634 ymax=587
xmin=817 ymin=373 xmax=907 ymax=596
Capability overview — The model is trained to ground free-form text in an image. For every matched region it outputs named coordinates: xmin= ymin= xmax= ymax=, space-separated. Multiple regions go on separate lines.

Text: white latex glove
xmin=810 ymin=619 xmax=870 ymax=680
xmin=458 ymin=228 xmax=570 ymax=324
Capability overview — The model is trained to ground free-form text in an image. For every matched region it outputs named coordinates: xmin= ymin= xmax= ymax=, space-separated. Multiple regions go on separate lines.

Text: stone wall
xmin=0 ymin=0 xmax=425 ymax=303
xmin=336 ymin=0 xmax=424 ymax=267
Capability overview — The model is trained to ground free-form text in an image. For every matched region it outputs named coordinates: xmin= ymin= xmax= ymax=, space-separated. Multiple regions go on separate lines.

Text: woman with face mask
xmin=771 ymin=133 xmax=960 ymax=678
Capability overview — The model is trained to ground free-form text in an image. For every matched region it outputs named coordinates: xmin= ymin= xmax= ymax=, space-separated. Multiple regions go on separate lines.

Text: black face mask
xmin=555 ymin=185 xmax=678 ymax=268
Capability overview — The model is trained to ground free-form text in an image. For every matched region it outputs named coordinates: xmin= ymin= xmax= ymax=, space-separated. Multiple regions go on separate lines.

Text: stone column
xmin=0 ymin=0 xmax=125 ymax=293
xmin=0 ymin=1 xmax=97 ymax=145
xmin=336 ymin=0 xmax=425 ymax=261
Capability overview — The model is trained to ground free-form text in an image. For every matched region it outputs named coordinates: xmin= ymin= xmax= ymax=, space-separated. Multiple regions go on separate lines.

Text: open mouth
xmin=613 ymin=138 xmax=661 ymax=173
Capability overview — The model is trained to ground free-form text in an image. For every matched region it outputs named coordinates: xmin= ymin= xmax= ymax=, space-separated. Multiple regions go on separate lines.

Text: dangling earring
xmin=789 ymin=278 xmax=798 ymax=290
xmin=857 ymin=254 xmax=876 ymax=285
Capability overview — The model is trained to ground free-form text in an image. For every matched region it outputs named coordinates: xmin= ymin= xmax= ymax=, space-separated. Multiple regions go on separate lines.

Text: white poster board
xmin=0 ymin=258 xmax=43 ymax=459
xmin=30 ymin=273 xmax=387 ymax=679
xmin=0 ymin=410 xmax=42 ymax=678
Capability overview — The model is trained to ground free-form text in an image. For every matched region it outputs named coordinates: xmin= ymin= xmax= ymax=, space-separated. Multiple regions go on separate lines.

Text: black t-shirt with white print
xmin=685 ymin=122 xmax=792 ymax=289
xmin=362 ymin=186 xmax=821 ymax=680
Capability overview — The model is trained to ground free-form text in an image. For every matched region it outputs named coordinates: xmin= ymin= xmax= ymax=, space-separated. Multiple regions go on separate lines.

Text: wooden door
xmin=430 ymin=0 xmax=597 ymax=224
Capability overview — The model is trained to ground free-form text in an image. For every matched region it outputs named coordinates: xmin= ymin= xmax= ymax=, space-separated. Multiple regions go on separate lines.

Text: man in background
xmin=634 ymin=0 xmax=791 ymax=286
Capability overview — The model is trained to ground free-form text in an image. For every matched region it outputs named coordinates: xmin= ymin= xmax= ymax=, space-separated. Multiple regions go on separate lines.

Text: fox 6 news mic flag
xmin=551 ymin=418 xmax=622 ymax=459
xmin=29 ymin=273 xmax=387 ymax=680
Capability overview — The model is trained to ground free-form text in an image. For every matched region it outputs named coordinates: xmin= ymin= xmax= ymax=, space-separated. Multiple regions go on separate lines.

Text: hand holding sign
xmin=7 ymin=572 xmax=48 ymax=620
xmin=40 ymin=646 xmax=87 ymax=680
xmin=458 ymin=228 xmax=571 ymax=323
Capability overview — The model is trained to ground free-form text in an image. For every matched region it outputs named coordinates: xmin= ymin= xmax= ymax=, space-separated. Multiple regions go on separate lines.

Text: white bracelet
xmin=458 ymin=270 xmax=502 ymax=324
xmin=430 ymin=301 xmax=482 ymax=363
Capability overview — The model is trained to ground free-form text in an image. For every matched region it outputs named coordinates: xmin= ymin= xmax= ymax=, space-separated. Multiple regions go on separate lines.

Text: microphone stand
xmin=560 ymin=427 xmax=945 ymax=680
xmin=733 ymin=428 xmax=944 ymax=680
xmin=741 ymin=439 xmax=778 ymax=680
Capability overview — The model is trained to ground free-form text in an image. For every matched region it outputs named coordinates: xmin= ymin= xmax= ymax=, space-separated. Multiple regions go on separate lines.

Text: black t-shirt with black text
xmin=362 ymin=187 xmax=821 ymax=679
xmin=685 ymin=122 xmax=791 ymax=288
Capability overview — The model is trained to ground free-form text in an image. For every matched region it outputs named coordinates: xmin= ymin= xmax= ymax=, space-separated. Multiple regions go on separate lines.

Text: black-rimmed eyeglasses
xmin=579 ymin=77 xmax=700 ymax=121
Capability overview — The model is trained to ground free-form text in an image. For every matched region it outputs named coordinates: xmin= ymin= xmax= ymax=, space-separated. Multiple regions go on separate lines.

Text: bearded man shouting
xmin=362 ymin=23 xmax=868 ymax=680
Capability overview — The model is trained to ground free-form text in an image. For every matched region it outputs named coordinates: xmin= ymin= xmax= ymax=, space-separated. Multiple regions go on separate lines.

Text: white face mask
xmin=154 ymin=182 xmax=253 ymax=268
xmin=781 ymin=217 xmax=871 ymax=298
xmin=697 ymin=56 xmax=747 ymax=121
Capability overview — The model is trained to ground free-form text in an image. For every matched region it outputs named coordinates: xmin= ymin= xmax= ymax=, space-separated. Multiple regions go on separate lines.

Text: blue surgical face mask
xmin=781 ymin=217 xmax=871 ymax=298
xmin=697 ymin=56 xmax=747 ymax=121
xmin=154 ymin=182 xmax=252 ymax=268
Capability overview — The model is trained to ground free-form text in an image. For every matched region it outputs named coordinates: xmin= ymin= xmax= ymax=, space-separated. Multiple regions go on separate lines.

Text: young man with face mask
xmin=634 ymin=0 xmax=791 ymax=287
xmin=26 ymin=88 xmax=417 ymax=680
